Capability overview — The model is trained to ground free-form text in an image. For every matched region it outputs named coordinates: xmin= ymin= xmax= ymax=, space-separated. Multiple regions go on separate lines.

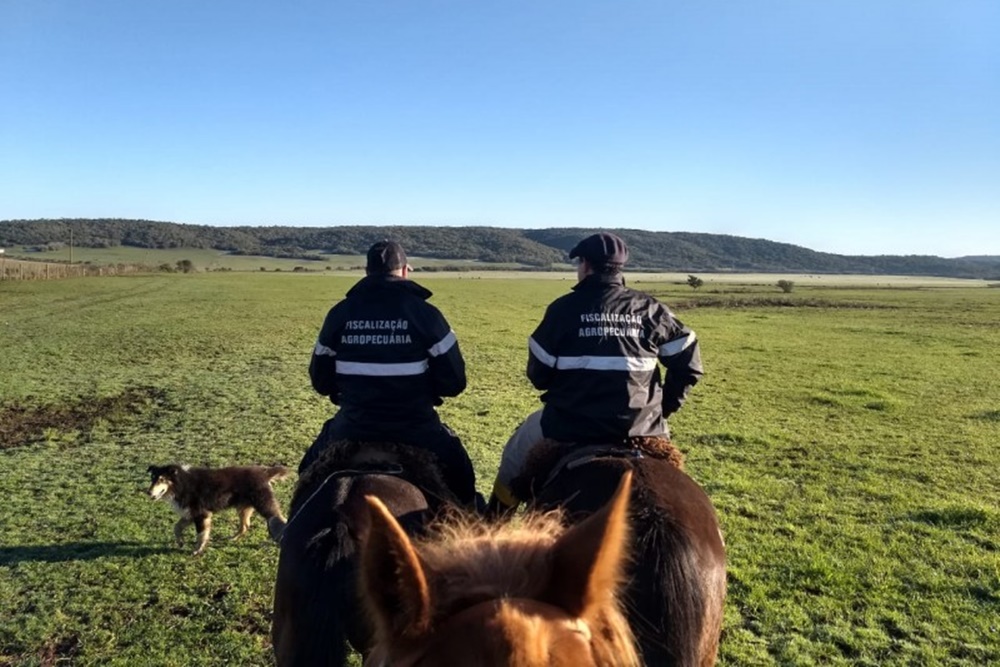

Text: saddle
xmin=293 ymin=439 xmax=457 ymax=510
xmin=511 ymin=435 xmax=684 ymax=503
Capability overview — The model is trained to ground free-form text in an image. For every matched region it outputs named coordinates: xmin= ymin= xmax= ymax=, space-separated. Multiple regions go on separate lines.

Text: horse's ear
xmin=544 ymin=470 xmax=632 ymax=619
xmin=359 ymin=495 xmax=432 ymax=640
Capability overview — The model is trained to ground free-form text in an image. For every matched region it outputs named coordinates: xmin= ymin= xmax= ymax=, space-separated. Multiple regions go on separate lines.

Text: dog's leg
xmin=192 ymin=514 xmax=212 ymax=556
xmin=233 ymin=507 xmax=254 ymax=540
xmin=174 ymin=517 xmax=191 ymax=547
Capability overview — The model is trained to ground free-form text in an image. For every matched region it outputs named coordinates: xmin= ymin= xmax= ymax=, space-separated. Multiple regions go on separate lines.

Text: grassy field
xmin=1 ymin=273 xmax=998 ymax=666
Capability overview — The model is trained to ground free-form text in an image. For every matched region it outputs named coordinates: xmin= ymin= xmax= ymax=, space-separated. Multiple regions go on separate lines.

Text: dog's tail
xmin=265 ymin=465 xmax=292 ymax=483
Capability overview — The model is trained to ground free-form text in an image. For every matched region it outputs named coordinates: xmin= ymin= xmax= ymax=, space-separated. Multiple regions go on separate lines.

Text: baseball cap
xmin=366 ymin=240 xmax=408 ymax=273
xmin=568 ymin=232 xmax=629 ymax=266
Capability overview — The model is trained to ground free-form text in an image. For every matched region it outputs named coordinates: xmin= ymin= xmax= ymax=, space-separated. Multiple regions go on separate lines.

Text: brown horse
xmin=513 ymin=437 xmax=726 ymax=667
xmin=271 ymin=441 xmax=456 ymax=667
xmin=360 ymin=472 xmax=640 ymax=667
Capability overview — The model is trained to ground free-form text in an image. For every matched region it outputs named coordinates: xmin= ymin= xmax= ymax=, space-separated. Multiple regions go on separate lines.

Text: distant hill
xmin=2 ymin=218 xmax=999 ymax=279
xmin=958 ymin=255 xmax=1000 ymax=264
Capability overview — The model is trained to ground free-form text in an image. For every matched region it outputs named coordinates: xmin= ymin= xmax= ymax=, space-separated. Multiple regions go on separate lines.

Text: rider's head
xmin=366 ymin=240 xmax=411 ymax=278
xmin=569 ymin=232 xmax=629 ymax=280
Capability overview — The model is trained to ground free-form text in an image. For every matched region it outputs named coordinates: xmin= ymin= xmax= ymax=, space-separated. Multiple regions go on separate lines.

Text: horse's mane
xmin=411 ymin=511 xmax=639 ymax=665
xmin=292 ymin=439 xmax=454 ymax=510
xmin=418 ymin=511 xmax=567 ymax=610
xmin=512 ymin=435 xmax=684 ymax=501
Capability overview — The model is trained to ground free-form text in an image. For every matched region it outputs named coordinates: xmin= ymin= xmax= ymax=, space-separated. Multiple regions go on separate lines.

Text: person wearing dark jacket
xmin=300 ymin=240 xmax=477 ymax=506
xmin=491 ymin=232 xmax=704 ymax=510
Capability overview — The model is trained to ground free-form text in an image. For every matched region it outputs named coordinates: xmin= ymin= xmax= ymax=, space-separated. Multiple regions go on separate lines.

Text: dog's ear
xmin=147 ymin=465 xmax=170 ymax=478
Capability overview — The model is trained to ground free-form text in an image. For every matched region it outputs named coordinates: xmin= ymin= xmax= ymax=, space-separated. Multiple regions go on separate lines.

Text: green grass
xmin=1 ymin=274 xmax=998 ymax=665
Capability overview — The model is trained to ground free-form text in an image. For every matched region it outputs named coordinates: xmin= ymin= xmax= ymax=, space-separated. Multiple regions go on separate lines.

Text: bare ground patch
xmin=38 ymin=634 xmax=81 ymax=667
xmin=0 ymin=386 xmax=171 ymax=449
xmin=651 ymin=296 xmax=898 ymax=310
xmin=0 ymin=634 xmax=82 ymax=667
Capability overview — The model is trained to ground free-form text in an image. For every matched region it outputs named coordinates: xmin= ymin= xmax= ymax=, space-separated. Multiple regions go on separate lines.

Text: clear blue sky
xmin=2 ymin=1 xmax=997 ymax=257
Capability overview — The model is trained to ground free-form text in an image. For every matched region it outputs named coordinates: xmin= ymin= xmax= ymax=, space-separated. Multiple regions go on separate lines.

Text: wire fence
xmin=0 ymin=256 xmax=149 ymax=280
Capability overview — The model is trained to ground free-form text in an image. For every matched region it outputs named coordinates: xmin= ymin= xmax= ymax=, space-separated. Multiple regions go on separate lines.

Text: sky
xmin=1 ymin=1 xmax=997 ymax=257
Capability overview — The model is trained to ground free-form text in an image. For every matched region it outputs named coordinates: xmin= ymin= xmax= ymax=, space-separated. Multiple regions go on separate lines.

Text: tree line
xmin=1 ymin=218 xmax=998 ymax=279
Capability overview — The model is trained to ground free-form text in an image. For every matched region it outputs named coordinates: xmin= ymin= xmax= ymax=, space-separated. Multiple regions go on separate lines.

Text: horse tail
xmin=631 ymin=512 xmax=707 ymax=667
xmin=273 ymin=477 xmax=358 ymax=667
xmin=297 ymin=522 xmax=358 ymax=666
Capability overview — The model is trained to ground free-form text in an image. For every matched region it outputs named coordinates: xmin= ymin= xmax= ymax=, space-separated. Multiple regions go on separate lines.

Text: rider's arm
xmin=654 ymin=305 xmax=704 ymax=418
xmin=309 ymin=307 xmax=346 ymax=402
xmin=526 ymin=304 xmax=561 ymax=389
xmin=424 ymin=306 xmax=467 ymax=399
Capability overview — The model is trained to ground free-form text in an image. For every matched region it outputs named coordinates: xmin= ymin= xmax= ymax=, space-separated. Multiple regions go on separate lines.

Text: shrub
xmin=687 ymin=275 xmax=704 ymax=290
xmin=777 ymin=279 xmax=795 ymax=293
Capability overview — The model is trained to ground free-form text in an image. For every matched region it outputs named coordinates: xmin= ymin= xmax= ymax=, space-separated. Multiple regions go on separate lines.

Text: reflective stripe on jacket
xmin=527 ymin=273 xmax=702 ymax=443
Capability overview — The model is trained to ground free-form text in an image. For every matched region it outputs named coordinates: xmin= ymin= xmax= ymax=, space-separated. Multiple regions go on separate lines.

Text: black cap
xmin=366 ymin=240 xmax=408 ymax=273
xmin=568 ymin=232 xmax=629 ymax=266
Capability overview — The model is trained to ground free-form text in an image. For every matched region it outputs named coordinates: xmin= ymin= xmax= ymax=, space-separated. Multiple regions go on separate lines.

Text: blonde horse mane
xmin=419 ymin=511 xmax=573 ymax=606
xmin=361 ymin=474 xmax=641 ymax=667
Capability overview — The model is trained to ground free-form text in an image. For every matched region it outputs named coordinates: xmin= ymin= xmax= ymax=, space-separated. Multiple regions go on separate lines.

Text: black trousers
xmin=299 ymin=413 xmax=478 ymax=507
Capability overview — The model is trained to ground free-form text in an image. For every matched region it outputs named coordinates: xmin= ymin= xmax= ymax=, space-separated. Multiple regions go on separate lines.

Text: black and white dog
xmin=146 ymin=463 xmax=289 ymax=556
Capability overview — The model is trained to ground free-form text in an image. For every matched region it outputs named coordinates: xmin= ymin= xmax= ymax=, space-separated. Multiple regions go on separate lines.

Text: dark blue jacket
xmin=527 ymin=273 xmax=703 ymax=442
xmin=309 ymin=275 xmax=466 ymax=434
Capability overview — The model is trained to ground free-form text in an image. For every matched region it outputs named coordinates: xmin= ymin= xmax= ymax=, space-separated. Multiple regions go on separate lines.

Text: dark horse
xmin=512 ymin=436 xmax=726 ymax=667
xmin=271 ymin=441 xmax=456 ymax=667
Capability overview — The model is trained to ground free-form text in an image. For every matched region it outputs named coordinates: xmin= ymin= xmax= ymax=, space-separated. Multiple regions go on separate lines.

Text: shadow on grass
xmin=0 ymin=541 xmax=174 ymax=565
xmin=910 ymin=507 xmax=990 ymax=530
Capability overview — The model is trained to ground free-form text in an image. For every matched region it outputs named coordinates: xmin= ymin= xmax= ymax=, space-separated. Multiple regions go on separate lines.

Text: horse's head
xmin=359 ymin=472 xmax=639 ymax=667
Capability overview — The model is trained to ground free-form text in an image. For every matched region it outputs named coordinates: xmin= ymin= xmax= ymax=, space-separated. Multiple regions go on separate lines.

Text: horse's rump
xmin=293 ymin=438 xmax=456 ymax=512
xmin=514 ymin=438 xmax=726 ymax=667
xmin=273 ymin=439 xmax=444 ymax=667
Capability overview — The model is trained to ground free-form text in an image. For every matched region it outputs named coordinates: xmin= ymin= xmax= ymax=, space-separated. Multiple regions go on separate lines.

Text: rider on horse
xmin=490 ymin=232 xmax=704 ymax=511
xmin=300 ymin=240 xmax=479 ymax=508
